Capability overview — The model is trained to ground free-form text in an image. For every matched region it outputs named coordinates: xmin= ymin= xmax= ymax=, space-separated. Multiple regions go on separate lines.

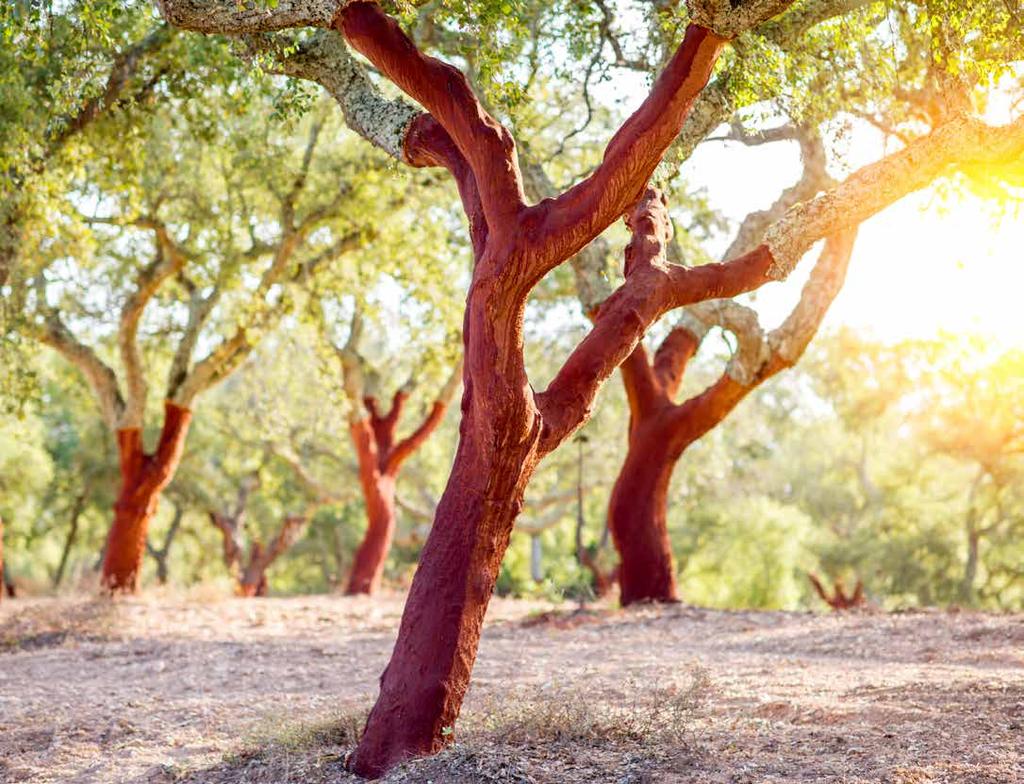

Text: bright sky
xmin=685 ymin=125 xmax=1024 ymax=347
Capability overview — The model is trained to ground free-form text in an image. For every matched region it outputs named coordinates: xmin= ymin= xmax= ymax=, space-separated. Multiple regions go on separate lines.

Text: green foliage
xmin=676 ymin=496 xmax=818 ymax=609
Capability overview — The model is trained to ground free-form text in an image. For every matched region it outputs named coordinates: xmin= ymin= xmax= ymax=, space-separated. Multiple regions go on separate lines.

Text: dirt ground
xmin=1 ymin=593 xmax=1022 ymax=784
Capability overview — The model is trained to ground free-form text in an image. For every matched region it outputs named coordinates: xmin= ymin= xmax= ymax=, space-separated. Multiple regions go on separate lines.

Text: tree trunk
xmin=349 ymin=291 xmax=543 ymax=774
xmin=101 ymin=402 xmax=191 ymax=593
xmin=239 ymin=542 xmax=270 ymax=597
xmin=345 ymin=472 xmax=397 ymax=595
xmin=54 ymin=488 xmax=88 ymax=588
xmin=961 ymin=529 xmax=980 ymax=604
xmin=607 ymin=408 xmax=680 ymax=605
xmin=343 ymin=387 xmax=451 ymax=596
xmin=349 ymin=435 xmax=539 ymax=776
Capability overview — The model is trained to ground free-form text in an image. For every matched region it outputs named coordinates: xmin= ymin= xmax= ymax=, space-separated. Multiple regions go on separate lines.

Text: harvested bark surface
xmin=1 ymin=593 xmax=1022 ymax=783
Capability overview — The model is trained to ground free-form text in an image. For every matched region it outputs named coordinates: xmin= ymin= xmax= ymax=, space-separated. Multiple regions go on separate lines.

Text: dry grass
xmin=0 ymin=597 xmax=117 ymax=651
xmin=169 ymin=668 xmax=711 ymax=784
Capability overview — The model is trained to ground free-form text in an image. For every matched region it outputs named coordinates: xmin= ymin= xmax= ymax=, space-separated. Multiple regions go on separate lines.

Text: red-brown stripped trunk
xmin=349 ymin=286 xmax=544 ymax=770
xmin=609 ymin=230 xmax=857 ymax=606
xmin=239 ymin=543 xmax=270 ymax=597
xmin=101 ymin=402 xmax=191 ymax=593
xmin=610 ymin=333 xmax=696 ymax=605
xmin=336 ymin=1 xmax=736 ymax=769
xmin=345 ymin=394 xmax=448 ymax=596
xmin=609 ymin=409 xmax=684 ymax=605
xmin=345 ymin=421 xmax=398 ymax=594
xmin=332 ymin=4 xmax=742 ymax=775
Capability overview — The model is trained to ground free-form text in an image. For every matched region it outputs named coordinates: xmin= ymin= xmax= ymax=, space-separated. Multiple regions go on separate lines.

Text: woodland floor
xmin=1 ymin=593 xmax=1022 ymax=784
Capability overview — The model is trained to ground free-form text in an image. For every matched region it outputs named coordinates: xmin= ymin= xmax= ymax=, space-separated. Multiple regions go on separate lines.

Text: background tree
xmin=327 ymin=308 xmax=462 ymax=595
xmin=19 ymin=91 xmax=395 ymax=592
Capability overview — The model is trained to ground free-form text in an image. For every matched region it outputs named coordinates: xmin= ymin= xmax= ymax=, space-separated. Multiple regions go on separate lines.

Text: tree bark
xmin=101 ymin=402 xmax=192 ymax=593
xmin=345 ymin=455 xmax=397 ymax=594
xmin=609 ymin=407 xmax=685 ymax=605
xmin=349 ymin=400 xmax=541 ymax=775
xmin=344 ymin=406 xmax=399 ymax=595
xmin=340 ymin=379 xmax=456 ymax=595
xmin=53 ymin=487 xmax=89 ymax=588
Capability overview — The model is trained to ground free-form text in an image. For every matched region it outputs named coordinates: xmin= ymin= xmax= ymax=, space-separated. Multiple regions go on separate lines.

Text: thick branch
xmin=620 ymin=345 xmax=662 ymax=422
xmin=686 ymin=299 xmax=770 ymax=386
xmin=536 ymin=26 xmax=727 ymax=272
xmin=120 ymin=221 xmax=189 ymax=428
xmin=687 ymin=0 xmax=798 ymax=39
xmin=338 ymin=2 xmax=525 ymax=229
xmin=156 ymin=0 xmax=340 ymax=34
xmin=766 ymin=230 xmax=857 ymax=366
xmin=384 ymin=360 xmax=462 ymax=475
xmin=764 ymin=115 xmax=1024 ymax=278
xmin=35 ymin=294 xmax=124 ymax=430
xmin=261 ymin=29 xmax=420 ymax=162
xmin=652 ymin=326 xmax=702 ymax=399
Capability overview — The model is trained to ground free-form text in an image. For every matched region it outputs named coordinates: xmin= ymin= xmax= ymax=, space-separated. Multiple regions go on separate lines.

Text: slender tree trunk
xmin=608 ymin=409 xmax=680 ymax=605
xmin=54 ymin=488 xmax=88 ymax=588
xmin=350 ymin=436 xmax=539 ymax=776
xmin=343 ymin=386 xmax=452 ymax=596
xmin=239 ymin=543 xmax=270 ymax=597
xmin=345 ymin=472 xmax=397 ymax=595
xmin=101 ymin=402 xmax=191 ymax=593
xmin=961 ymin=529 xmax=980 ymax=604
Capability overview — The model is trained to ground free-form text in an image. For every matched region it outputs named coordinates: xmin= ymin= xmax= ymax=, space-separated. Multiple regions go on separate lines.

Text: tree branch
xmin=119 ymin=219 xmax=190 ymax=428
xmin=652 ymin=325 xmax=703 ymax=399
xmin=47 ymin=25 xmax=174 ymax=156
xmin=338 ymin=1 xmax=525 ymax=230
xmin=619 ymin=345 xmax=662 ymax=422
xmin=33 ymin=279 xmax=125 ymax=430
xmin=534 ymin=25 xmax=728 ymax=274
xmin=384 ymin=358 xmax=462 ymax=475
xmin=156 ymin=0 xmax=341 ymax=34
xmin=764 ymin=115 xmax=1024 ymax=279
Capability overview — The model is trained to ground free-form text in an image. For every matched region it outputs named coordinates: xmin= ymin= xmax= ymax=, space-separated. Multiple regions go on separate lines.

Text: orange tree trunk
xmin=345 ymin=472 xmax=397 ymax=594
xmin=238 ymin=545 xmax=270 ymax=597
xmin=345 ymin=392 xmax=448 ymax=596
xmin=101 ymin=402 xmax=191 ymax=593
